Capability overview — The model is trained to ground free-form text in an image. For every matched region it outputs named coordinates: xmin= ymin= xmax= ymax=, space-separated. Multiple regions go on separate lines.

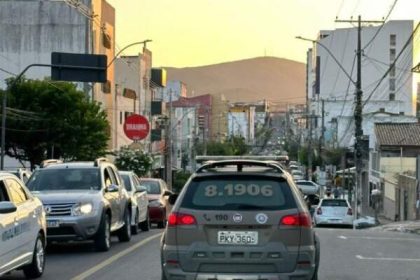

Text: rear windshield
xmin=181 ymin=175 xmax=296 ymax=210
xmin=27 ymin=168 xmax=100 ymax=191
xmin=321 ymin=200 xmax=348 ymax=207
xmin=140 ymin=180 xmax=161 ymax=194
xmin=296 ymin=181 xmax=315 ymax=186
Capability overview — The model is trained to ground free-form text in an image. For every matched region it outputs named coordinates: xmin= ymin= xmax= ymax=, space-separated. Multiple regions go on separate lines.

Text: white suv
xmin=0 ymin=173 xmax=46 ymax=278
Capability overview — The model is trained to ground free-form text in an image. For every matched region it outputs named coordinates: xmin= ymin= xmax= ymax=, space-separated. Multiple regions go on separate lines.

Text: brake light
xmin=280 ymin=213 xmax=312 ymax=228
xmin=316 ymin=207 xmax=322 ymax=215
xmin=168 ymin=212 xmax=197 ymax=227
xmin=347 ymin=208 xmax=353 ymax=215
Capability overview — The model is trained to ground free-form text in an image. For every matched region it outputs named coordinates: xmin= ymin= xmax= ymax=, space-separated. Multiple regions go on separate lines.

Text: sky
xmin=106 ymin=0 xmax=419 ymax=68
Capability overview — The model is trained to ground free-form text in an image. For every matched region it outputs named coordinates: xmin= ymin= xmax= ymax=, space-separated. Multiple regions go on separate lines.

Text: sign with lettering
xmin=123 ymin=114 xmax=150 ymax=140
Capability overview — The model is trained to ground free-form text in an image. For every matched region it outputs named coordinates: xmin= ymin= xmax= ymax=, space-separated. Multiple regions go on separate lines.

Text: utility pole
xmin=164 ymin=90 xmax=173 ymax=190
xmin=308 ymin=108 xmax=313 ymax=181
xmin=336 ymin=16 xmax=384 ymax=222
xmin=319 ymin=99 xmax=325 ymax=168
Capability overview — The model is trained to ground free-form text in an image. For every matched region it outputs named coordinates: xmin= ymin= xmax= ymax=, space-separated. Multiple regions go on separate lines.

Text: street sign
xmin=123 ymin=114 xmax=150 ymax=140
xmin=51 ymin=52 xmax=107 ymax=83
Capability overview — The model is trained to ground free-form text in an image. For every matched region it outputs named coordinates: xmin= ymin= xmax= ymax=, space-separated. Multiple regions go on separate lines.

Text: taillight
xmin=280 ymin=213 xmax=312 ymax=228
xmin=347 ymin=208 xmax=353 ymax=215
xmin=168 ymin=212 xmax=197 ymax=227
xmin=317 ymin=207 xmax=322 ymax=215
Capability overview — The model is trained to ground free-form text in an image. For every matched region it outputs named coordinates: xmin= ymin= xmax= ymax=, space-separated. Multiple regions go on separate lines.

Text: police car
xmin=0 ymin=172 xmax=46 ymax=278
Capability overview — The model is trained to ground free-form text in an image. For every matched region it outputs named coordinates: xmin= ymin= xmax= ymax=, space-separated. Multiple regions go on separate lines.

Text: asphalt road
xmin=3 ymin=226 xmax=420 ymax=280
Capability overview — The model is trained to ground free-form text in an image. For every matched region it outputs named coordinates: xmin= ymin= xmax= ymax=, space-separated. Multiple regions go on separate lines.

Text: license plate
xmin=47 ymin=220 xmax=60 ymax=228
xmin=217 ymin=231 xmax=258 ymax=245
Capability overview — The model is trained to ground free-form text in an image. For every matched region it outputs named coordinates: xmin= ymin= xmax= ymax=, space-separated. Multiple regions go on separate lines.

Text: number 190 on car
xmin=217 ymin=231 xmax=258 ymax=245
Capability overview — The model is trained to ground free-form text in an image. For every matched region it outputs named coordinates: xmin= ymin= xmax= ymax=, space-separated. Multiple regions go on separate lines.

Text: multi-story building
xmin=0 ymin=0 xmax=117 ymax=151
xmin=306 ymin=20 xmax=420 ymax=149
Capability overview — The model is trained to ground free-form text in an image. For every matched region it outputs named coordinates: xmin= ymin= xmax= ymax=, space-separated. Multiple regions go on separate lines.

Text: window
xmin=180 ymin=176 xmax=296 ymax=210
xmin=389 ymin=93 xmax=395 ymax=101
xmin=121 ymin=174 xmax=132 ymax=191
xmin=390 ymin=49 xmax=396 ymax=61
xmin=390 ymin=34 xmax=396 ymax=47
xmin=102 ymin=80 xmax=111 ymax=93
xmin=6 ymin=179 xmax=28 ymax=204
xmin=120 ymin=111 xmax=123 ymax=125
xmin=0 ymin=181 xmax=9 ymax=202
xmin=389 ymin=78 xmax=396 ymax=91
xmin=140 ymin=180 xmax=161 ymax=194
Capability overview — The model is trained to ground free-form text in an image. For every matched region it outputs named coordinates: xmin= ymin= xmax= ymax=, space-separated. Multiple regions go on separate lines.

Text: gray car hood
xmin=33 ymin=190 xmax=101 ymax=204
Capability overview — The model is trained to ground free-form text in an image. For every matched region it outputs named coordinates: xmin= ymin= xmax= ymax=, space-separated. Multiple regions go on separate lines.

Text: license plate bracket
xmin=217 ymin=231 xmax=258 ymax=245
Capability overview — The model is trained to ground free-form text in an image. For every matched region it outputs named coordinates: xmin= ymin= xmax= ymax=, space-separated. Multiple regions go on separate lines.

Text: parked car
xmin=139 ymin=178 xmax=172 ymax=228
xmin=313 ymin=198 xmax=354 ymax=227
xmin=1 ymin=168 xmax=32 ymax=185
xmin=160 ymin=160 xmax=319 ymax=280
xmin=119 ymin=171 xmax=150 ymax=233
xmin=0 ymin=172 xmax=46 ymax=278
xmin=26 ymin=158 xmax=131 ymax=252
xmin=295 ymin=180 xmax=320 ymax=195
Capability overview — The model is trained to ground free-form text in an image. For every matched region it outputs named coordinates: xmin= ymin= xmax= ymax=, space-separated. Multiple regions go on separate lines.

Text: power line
xmin=363 ymin=21 xmax=420 ymax=107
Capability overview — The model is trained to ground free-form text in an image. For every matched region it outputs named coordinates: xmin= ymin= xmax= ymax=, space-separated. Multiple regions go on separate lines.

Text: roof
xmin=375 ymin=123 xmax=420 ymax=147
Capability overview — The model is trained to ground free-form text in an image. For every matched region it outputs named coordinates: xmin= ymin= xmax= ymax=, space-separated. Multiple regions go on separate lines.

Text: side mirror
xmin=106 ymin=184 xmax=119 ymax=193
xmin=0 ymin=201 xmax=17 ymax=214
xmin=168 ymin=194 xmax=178 ymax=205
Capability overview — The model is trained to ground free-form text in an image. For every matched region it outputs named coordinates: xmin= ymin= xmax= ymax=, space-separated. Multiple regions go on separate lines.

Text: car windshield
xmin=181 ymin=175 xmax=296 ymax=210
xmin=120 ymin=174 xmax=132 ymax=191
xmin=321 ymin=200 xmax=348 ymax=207
xmin=27 ymin=168 xmax=100 ymax=191
xmin=140 ymin=180 xmax=161 ymax=194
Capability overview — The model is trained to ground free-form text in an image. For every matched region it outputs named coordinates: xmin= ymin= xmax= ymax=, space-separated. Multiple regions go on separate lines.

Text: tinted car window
xmin=181 ymin=175 xmax=296 ymax=210
xmin=321 ymin=200 xmax=348 ymax=207
xmin=27 ymin=168 xmax=100 ymax=191
xmin=141 ymin=181 xmax=161 ymax=194
xmin=121 ymin=174 xmax=132 ymax=191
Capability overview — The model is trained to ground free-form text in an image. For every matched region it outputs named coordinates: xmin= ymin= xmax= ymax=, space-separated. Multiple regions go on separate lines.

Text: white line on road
xmin=71 ymin=233 xmax=162 ymax=280
xmin=356 ymin=255 xmax=420 ymax=262
xmin=338 ymin=236 xmax=420 ymax=241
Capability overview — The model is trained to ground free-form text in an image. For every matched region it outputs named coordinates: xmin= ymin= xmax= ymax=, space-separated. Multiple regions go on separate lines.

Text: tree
xmin=195 ymin=136 xmax=249 ymax=156
xmin=114 ymin=147 xmax=153 ymax=177
xmin=5 ymin=78 xmax=109 ymax=168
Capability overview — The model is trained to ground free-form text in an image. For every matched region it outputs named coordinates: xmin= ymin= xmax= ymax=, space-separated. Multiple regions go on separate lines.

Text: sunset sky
xmin=107 ymin=0 xmax=419 ymax=67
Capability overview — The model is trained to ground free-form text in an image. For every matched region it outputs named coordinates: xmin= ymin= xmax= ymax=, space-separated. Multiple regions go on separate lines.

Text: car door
xmin=133 ymin=175 xmax=148 ymax=222
xmin=5 ymin=178 xmax=36 ymax=261
xmin=103 ymin=167 xmax=121 ymax=228
xmin=0 ymin=180 xmax=19 ymax=274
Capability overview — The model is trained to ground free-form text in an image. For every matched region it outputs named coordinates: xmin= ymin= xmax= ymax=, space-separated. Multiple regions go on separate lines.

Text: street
xmin=3 ymin=226 xmax=420 ymax=280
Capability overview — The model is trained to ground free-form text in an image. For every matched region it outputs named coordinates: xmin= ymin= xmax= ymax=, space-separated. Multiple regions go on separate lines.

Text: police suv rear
xmin=161 ymin=160 xmax=319 ymax=280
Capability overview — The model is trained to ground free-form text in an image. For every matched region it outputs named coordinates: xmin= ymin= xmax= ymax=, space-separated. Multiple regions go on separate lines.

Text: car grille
xmin=44 ymin=203 xmax=75 ymax=216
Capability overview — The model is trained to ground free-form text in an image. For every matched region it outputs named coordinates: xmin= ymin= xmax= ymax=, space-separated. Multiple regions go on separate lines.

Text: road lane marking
xmin=356 ymin=255 xmax=420 ymax=262
xmin=338 ymin=236 xmax=420 ymax=241
xmin=71 ymin=233 xmax=162 ymax=280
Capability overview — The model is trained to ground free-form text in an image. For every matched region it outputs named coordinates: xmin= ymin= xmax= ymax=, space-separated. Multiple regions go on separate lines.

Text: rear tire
xmin=23 ymin=234 xmax=45 ymax=279
xmin=118 ymin=208 xmax=132 ymax=242
xmin=131 ymin=211 xmax=139 ymax=235
xmin=94 ymin=213 xmax=111 ymax=252
xmin=140 ymin=211 xmax=150 ymax=231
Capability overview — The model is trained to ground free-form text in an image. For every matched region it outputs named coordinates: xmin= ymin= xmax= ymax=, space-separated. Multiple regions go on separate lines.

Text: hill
xmin=165 ymin=57 xmax=306 ymax=105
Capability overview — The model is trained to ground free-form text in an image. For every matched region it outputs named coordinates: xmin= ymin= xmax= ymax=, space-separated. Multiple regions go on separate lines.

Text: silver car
xmin=161 ymin=160 xmax=319 ymax=280
xmin=295 ymin=180 xmax=320 ymax=195
xmin=313 ymin=198 xmax=354 ymax=227
xmin=119 ymin=171 xmax=150 ymax=234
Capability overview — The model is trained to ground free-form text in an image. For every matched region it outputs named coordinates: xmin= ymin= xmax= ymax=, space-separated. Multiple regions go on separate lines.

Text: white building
xmin=0 ymin=0 xmax=117 ymax=151
xmin=307 ymin=20 xmax=420 ymax=149
xmin=172 ymin=107 xmax=197 ymax=171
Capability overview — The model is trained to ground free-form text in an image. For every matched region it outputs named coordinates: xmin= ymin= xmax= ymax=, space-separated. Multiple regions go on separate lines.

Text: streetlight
xmin=107 ymin=39 xmax=152 ymax=68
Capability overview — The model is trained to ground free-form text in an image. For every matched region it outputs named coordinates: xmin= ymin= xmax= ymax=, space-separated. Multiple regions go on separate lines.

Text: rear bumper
xmin=314 ymin=215 xmax=353 ymax=226
xmin=149 ymin=206 xmax=166 ymax=223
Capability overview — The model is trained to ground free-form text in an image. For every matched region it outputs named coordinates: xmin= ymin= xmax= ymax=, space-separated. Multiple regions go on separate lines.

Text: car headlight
xmin=149 ymin=200 xmax=163 ymax=208
xmin=72 ymin=203 xmax=93 ymax=216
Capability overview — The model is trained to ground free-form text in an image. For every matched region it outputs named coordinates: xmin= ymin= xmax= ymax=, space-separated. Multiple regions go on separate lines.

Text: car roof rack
xmin=40 ymin=159 xmax=63 ymax=168
xmin=196 ymin=160 xmax=284 ymax=174
xmin=94 ymin=157 xmax=110 ymax=167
